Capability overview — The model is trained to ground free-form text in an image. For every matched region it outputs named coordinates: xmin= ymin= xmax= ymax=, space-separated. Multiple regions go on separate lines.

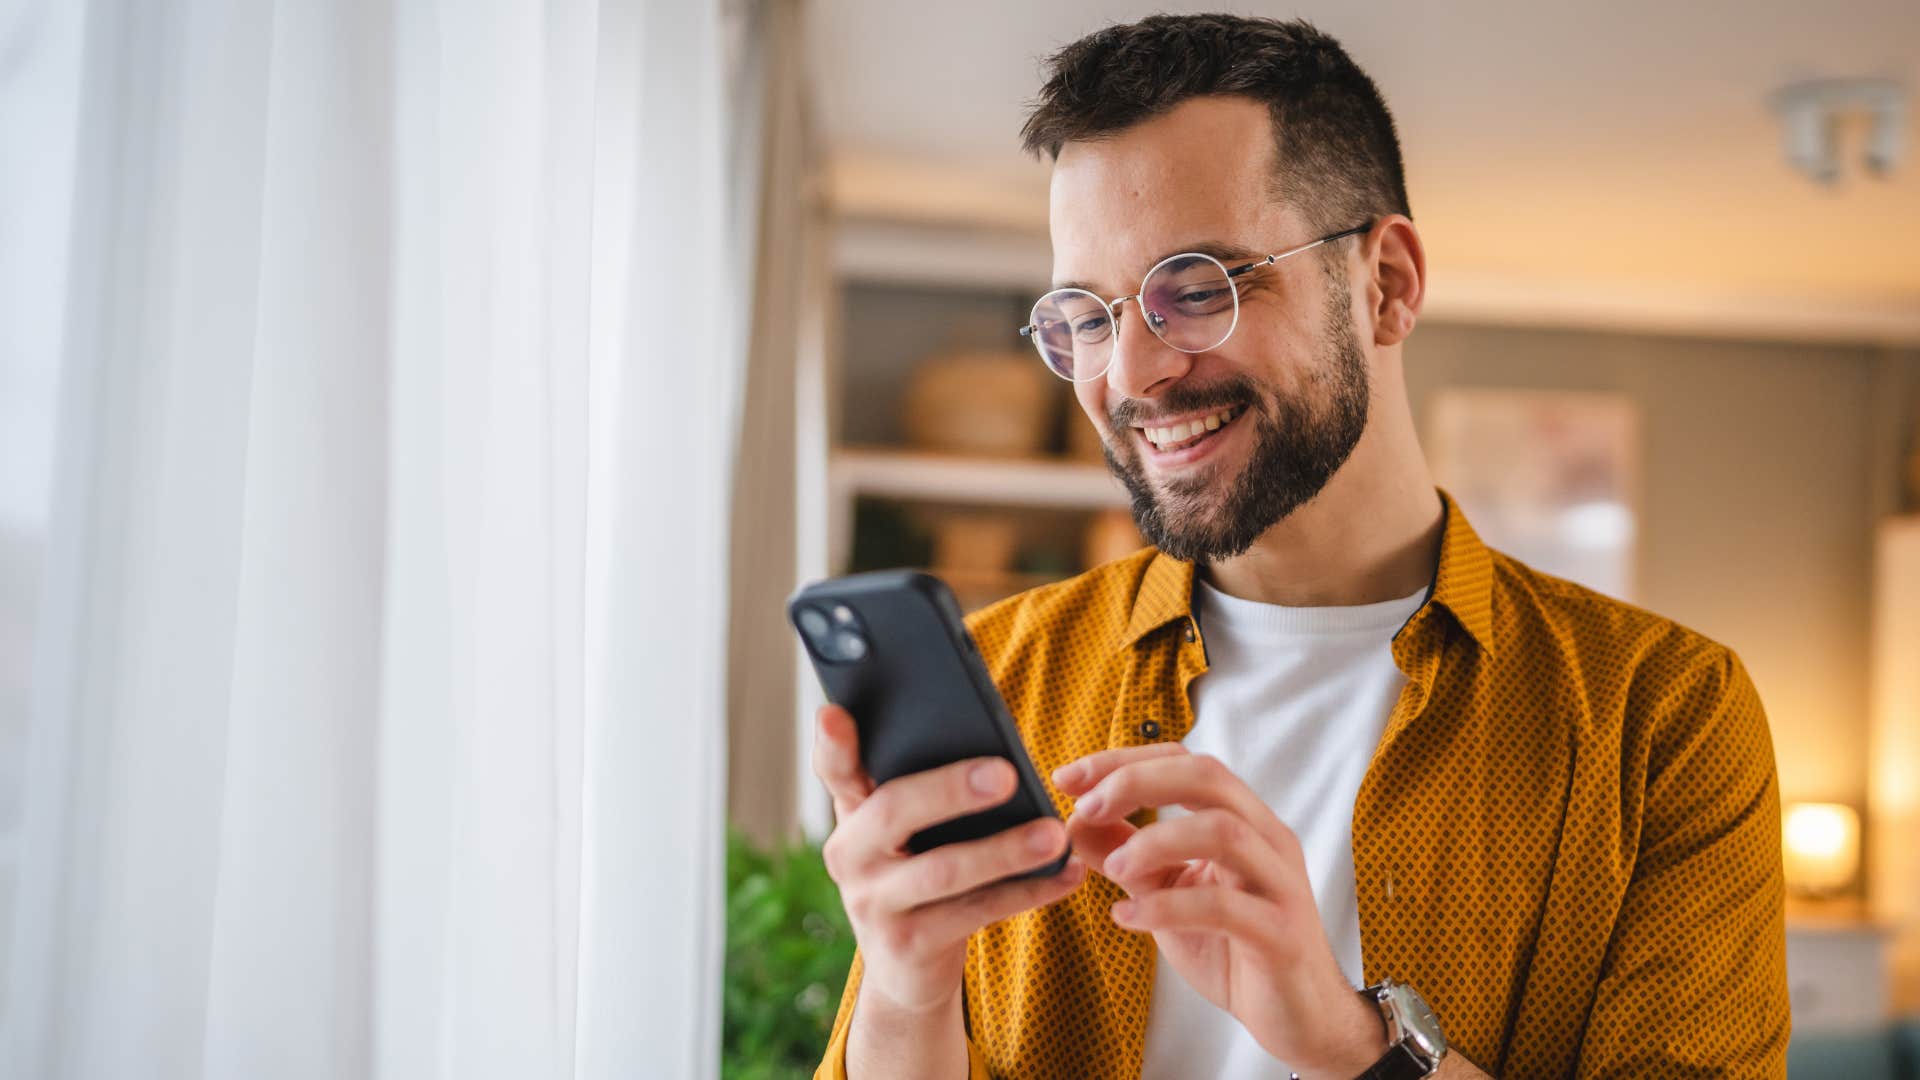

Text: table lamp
xmin=1782 ymin=801 xmax=1860 ymax=897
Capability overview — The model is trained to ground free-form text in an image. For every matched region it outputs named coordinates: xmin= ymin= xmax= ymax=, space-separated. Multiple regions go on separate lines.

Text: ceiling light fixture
xmin=1770 ymin=78 xmax=1908 ymax=185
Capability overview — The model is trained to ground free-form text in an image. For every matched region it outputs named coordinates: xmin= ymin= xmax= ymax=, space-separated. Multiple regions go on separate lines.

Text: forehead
xmin=1048 ymin=95 xmax=1301 ymax=290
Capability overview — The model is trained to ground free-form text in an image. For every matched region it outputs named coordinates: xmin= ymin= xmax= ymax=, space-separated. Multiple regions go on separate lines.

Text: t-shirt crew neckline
xmin=1193 ymin=576 xmax=1431 ymax=639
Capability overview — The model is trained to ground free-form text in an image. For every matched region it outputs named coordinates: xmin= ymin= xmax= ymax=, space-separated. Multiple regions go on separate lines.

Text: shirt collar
xmin=1117 ymin=488 xmax=1497 ymax=654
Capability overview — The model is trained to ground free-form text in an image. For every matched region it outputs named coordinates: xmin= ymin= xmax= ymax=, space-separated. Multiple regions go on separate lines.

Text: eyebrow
xmin=1052 ymin=241 xmax=1266 ymax=293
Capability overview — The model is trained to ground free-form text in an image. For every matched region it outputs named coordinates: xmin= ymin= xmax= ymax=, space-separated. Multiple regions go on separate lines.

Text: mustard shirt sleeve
xmin=1574 ymin=647 xmax=1791 ymax=1078
xmin=814 ymin=948 xmax=992 ymax=1080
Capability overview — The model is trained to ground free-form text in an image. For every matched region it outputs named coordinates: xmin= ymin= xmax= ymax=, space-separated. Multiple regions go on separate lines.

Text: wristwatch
xmin=1353 ymin=979 xmax=1447 ymax=1079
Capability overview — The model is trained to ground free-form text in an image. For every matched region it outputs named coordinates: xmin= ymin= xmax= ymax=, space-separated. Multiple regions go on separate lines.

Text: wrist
xmin=1290 ymin=991 xmax=1384 ymax=1078
xmin=855 ymin=978 xmax=963 ymax=1025
xmin=847 ymin=985 xmax=967 ymax=1080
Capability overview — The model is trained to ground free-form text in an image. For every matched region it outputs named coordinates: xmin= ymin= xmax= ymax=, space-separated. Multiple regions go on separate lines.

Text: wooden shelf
xmin=932 ymin=568 xmax=1069 ymax=613
xmin=832 ymin=446 xmax=1129 ymax=510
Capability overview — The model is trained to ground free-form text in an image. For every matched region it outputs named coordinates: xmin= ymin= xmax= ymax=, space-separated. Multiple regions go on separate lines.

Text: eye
xmin=1172 ymin=284 xmax=1235 ymax=316
xmin=1177 ymin=285 xmax=1230 ymax=306
xmin=1070 ymin=312 xmax=1112 ymax=342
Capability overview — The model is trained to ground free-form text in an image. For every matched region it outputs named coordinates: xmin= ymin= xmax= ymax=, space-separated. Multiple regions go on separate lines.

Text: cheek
xmin=1073 ymin=382 xmax=1110 ymax=430
xmin=1221 ymin=327 xmax=1306 ymax=393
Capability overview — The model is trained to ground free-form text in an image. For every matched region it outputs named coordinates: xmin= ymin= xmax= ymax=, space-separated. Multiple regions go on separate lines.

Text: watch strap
xmin=1353 ymin=1041 xmax=1433 ymax=1080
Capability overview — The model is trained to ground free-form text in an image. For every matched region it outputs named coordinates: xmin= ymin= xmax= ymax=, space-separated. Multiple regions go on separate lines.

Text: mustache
xmin=1107 ymin=376 xmax=1261 ymax=430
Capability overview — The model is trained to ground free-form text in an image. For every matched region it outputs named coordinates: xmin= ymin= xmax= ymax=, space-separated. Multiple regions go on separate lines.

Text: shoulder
xmin=1484 ymin=549 xmax=1767 ymax=758
xmin=1488 ymin=549 xmax=1732 ymax=676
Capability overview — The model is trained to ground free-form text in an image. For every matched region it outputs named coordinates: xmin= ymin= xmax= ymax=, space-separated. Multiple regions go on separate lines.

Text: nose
xmin=1105 ymin=300 xmax=1194 ymax=399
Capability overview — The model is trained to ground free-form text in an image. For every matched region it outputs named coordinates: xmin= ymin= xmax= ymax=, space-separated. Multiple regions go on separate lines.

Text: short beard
xmin=1101 ymin=276 xmax=1371 ymax=564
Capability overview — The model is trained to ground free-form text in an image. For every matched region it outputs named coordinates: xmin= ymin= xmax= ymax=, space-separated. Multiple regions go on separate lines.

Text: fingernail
xmin=1029 ymin=822 xmax=1059 ymax=854
xmin=1075 ymin=792 xmax=1104 ymax=818
xmin=1105 ymin=848 xmax=1129 ymax=876
xmin=1112 ymin=899 xmax=1136 ymax=926
xmin=1051 ymin=762 xmax=1079 ymax=786
xmin=970 ymin=761 xmax=1007 ymax=795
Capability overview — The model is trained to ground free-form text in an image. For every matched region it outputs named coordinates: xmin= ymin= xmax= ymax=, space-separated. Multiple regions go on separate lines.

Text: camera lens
xmin=834 ymin=630 xmax=868 ymax=660
xmin=832 ymin=604 xmax=856 ymax=624
xmin=798 ymin=607 xmax=830 ymax=640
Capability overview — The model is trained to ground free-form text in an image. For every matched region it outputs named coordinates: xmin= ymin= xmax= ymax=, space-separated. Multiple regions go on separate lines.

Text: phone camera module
xmin=797 ymin=604 xmax=867 ymax=662
xmin=834 ymin=630 xmax=868 ymax=661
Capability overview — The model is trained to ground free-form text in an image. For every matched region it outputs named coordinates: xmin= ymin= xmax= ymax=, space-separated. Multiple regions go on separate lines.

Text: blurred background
xmin=3 ymin=0 xmax=1918 ymax=1076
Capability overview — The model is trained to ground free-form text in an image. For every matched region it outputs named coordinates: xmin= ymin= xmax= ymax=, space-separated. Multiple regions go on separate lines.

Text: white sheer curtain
xmin=0 ymin=0 xmax=740 ymax=1077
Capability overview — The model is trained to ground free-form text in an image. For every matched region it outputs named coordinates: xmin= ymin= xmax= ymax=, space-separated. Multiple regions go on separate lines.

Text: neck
xmin=1202 ymin=391 xmax=1443 ymax=608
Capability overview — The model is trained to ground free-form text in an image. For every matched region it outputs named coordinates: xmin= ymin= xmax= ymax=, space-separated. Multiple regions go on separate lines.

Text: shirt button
xmin=1183 ymin=623 xmax=1196 ymax=643
xmin=1139 ymin=720 xmax=1162 ymax=739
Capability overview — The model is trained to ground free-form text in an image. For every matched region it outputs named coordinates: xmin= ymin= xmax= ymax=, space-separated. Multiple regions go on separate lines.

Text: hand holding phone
xmin=794 ymin=571 xmax=1088 ymax=1017
xmin=811 ymin=704 xmax=1087 ymax=1016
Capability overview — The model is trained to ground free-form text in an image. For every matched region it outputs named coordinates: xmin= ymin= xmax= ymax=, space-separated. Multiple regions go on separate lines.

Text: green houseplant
xmin=724 ymin=826 xmax=856 ymax=1079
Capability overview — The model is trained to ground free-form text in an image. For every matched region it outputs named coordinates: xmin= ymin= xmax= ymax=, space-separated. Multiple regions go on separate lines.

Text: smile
xmin=1138 ymin=405 xmax=1244 ymax=453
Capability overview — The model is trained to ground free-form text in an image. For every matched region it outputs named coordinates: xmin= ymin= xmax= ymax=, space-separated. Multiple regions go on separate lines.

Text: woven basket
xmin=902 ymin=350 xmax=1053 ymax=458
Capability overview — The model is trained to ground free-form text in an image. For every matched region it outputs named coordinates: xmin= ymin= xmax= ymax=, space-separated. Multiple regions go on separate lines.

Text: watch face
xmin=1385 ymin=983 xmax=1447 ymax=1058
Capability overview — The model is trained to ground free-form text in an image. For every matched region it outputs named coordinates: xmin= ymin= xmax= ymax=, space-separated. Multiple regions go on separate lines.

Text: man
xmin=811 ymin=14 xmax=1788 ymax=1079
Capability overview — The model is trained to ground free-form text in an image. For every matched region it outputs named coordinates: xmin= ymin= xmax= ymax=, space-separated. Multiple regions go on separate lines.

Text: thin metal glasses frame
xmin=1018 ymin=222 xmax=1373 ymax=382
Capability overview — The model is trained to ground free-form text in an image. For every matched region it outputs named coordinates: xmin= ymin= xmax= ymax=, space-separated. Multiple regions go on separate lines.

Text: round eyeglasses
xmin=1017 ymin=223 xmax=1371 ymax=382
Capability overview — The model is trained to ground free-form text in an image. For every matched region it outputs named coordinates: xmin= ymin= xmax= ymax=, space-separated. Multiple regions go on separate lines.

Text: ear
xmin=1365 ymin=215 xmax=1425 ymax=347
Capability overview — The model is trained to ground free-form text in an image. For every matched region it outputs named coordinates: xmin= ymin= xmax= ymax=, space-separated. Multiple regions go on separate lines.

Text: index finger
xmin=811 ymin=704 xmax=874 ymax=819
xmin=1051 ymin=741 xmax=1188 ymax=795
xmin=1071 ymin=754 xmax=1291 ymax=856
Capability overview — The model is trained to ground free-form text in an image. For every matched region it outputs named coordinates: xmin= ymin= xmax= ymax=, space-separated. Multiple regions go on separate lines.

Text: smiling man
xmin=811 ymin=14 xmax=1789 ymax=1079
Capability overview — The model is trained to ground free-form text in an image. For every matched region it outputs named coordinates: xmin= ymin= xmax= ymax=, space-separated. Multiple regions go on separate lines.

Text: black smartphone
xmin=789 ymin=570 xmax=1069 ymax=878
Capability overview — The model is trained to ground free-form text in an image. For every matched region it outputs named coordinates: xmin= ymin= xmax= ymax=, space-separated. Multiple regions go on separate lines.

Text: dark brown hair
xmin=1020 ymin=14 xmax=1411 ymax=242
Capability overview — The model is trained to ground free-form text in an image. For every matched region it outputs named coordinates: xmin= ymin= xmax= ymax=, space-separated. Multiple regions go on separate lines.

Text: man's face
xmin=1049 ymin=96 xmax=1372 ymax=563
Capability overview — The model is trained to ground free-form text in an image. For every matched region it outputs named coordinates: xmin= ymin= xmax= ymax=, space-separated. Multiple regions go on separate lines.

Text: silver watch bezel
xmin=1364 ymin=978 xmax=1448 ymax=1067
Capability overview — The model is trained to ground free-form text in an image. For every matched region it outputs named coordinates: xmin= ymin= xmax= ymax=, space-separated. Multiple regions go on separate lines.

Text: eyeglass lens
xmin=1027 ymin=253 xmax=1239 ymax=381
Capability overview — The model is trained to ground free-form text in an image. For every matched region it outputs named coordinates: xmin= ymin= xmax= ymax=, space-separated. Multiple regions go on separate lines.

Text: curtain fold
xmin=1 ymin=0 xmax=743 ymax=1076
xmin=577 ymin=0 xmax=736 ymax=1073
xmin=725 ymin=0 xmax=818 ymax=846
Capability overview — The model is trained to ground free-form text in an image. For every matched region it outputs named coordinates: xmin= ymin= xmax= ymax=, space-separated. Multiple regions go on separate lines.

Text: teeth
xmin=1145 ymin=406 xmax=1239 ymax=450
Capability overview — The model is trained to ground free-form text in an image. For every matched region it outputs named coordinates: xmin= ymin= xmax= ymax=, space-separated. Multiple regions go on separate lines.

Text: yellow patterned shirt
xmin=816 ymin=492 xmax=1789 ymax=1078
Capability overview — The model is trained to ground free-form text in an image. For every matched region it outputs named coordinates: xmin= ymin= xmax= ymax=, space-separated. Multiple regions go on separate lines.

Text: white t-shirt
xmin=1137 ymin=577 xmax=1429 ymax=1079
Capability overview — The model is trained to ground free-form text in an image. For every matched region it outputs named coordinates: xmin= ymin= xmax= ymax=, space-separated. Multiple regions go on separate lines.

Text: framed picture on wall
xmin=1427 ymin=389 xmax=1639 ymax=601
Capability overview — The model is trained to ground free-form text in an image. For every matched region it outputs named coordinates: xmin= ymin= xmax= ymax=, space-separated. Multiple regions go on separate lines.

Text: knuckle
xmin=1206 ymin=810 xmax=1250 ymax=849
xmin=841 ymin=886 xmax=875 ymax=922
xmin=995 ymin=829 xmax=1036 ymax=871
xmin=1008 ymin=818 xmax=1049 ymax=851
xmin=1270 ymin=821 xmax=1303 ymax=859
xmin=862 ymin=787 xmax=902 ymax=838
xmin=820 ymin=833 xmax=850 ymax=880
xmin=916 ymin=854 xmax=956 ymax=897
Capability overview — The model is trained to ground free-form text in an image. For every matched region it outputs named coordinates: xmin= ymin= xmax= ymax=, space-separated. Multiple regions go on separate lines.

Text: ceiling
xmin=806 ymin=0 xmax=1920 ymax=342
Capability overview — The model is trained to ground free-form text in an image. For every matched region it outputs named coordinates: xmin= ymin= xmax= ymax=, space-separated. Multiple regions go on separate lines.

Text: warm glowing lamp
xmin=1782 ymin=802 xmax=1861 ymax=897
